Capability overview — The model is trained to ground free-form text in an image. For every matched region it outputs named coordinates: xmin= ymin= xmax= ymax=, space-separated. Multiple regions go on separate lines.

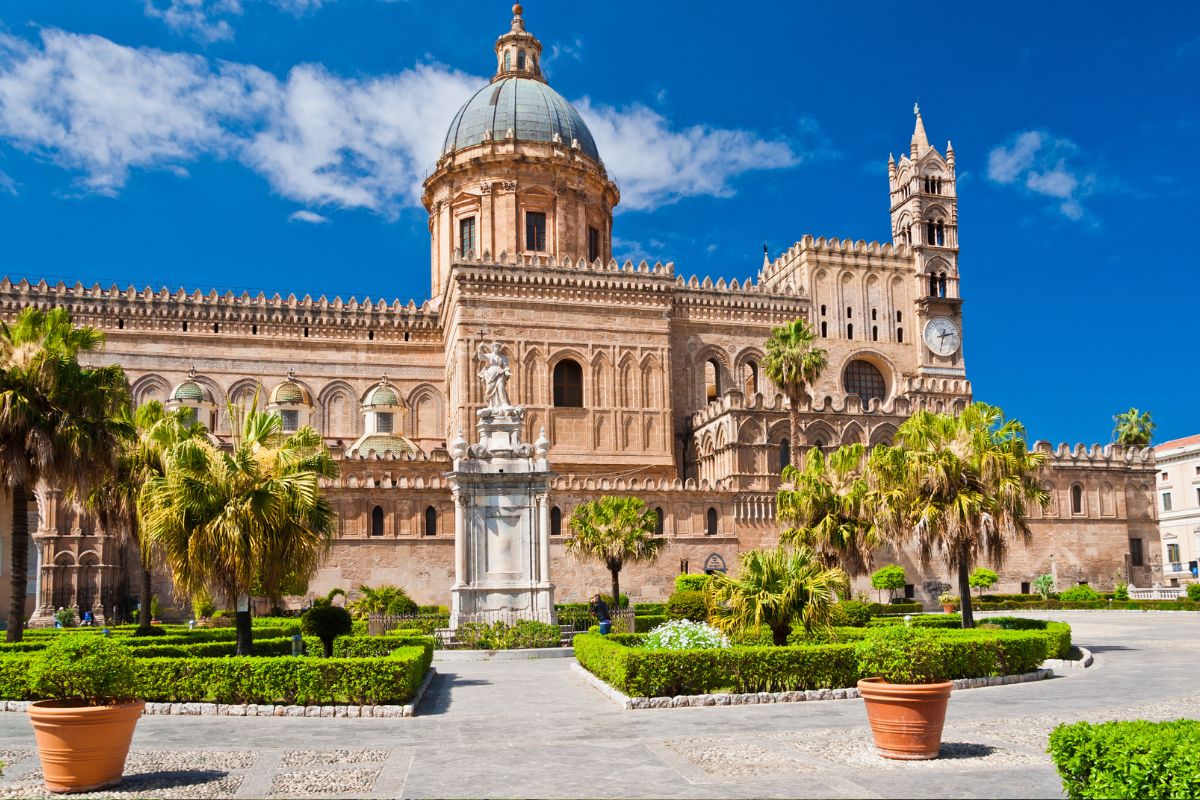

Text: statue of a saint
xmin=477 ymin=342 xmax=512 ymax=409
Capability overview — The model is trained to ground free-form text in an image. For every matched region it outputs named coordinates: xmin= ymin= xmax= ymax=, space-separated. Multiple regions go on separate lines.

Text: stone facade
xmin=1153 ymin=434 xmax=1200 ymax=586
xmin=0 ymin=7 xmax=1159 ymax=622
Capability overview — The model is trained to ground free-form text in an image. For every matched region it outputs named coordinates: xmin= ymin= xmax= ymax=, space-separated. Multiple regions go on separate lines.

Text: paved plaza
xmin=0 ymin=611 xmax=1194 ymax=799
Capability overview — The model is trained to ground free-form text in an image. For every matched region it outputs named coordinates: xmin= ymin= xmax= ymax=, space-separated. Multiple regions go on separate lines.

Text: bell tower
xmin=888 ymin=105 xmax=965 ymax=378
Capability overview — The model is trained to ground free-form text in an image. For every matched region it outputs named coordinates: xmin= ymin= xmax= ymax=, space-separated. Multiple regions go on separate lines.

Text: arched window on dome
xmin=370 ymin=506 xmax=384 ymax=537
xmin=504 ymin=51 xmax=510 ymax=71
xmin=517 ymin=49 xmax=526 ymax=70
xmin=553 ymin=360 xmax=583 ymax=408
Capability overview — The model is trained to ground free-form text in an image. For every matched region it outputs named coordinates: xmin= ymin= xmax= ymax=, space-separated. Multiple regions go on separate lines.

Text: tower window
xmin=846 ymin=307 xmax=852 ymax=318
xmin=704 ymin=359 xmax=720 ymax=402
xmin=424 ymin=506 xmax=438 ymax=536
xmin=550 ymin=506 xmax=562 ymax=537
xmin=780 ymin=439 xmax=790 ymax=470
xmin=552 ymin=359 xmax=583 ymax=407
xmin=928 ymin=274 xmax=938 ymax=297
xmin=280 ymin=410 xmax=299 ymax=432
xmin=820 ymin=321 xmax=827 ymax=337
xmin=936 ymin=221 xmax=945 ymax=246
xmin=872 ymin=325 xmax=878 ymax=341
xmin=370 ymin=506 xmax=384 ymax=537
xmin=742 ymin=362 xmax=758 ymax=395
xmin=706 ymin=507 xmax=718 ymax=536
xmin=376 ymin=412 xmax=394 ymax=433
xmin=1071 ymin=484 xmax=1084 ymax=514
xmin=938 ymin=273 xmax=948 ymax=298
xmin=654 ymin=507 xmax=664 ymax=536
xmin=459 ymin=216 xmax=476 ymax=256
xmin=844 ymin=360 xmax=887 ymax=405
xmin=871 ymin=308 xmax=877 ymax=321
xmin=587 ymin=226 xmax=600 ymax=262
xmin=926 ymin=220 xmax=936 ymax=244
xmin=897 ymin=327 xmax=904 ymax=343
xmin=525 ymin=211 xmax=547 ymax=251
xmin=847 ymin=323 xmax=853 ymax=340
xmin=820 ymin=305 xmax=826 ymax=316
xmin=517 ymin=49 xmax=526 ymax=70
xmin=896 ymin=311 xmax=902 ymax=323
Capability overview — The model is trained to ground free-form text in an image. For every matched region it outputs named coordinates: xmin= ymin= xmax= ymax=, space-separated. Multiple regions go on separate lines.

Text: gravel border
xmin=0 ymin=667 xmax=438 ymax=719
xmin=571 ymin=661 xmax=1055 ymax=710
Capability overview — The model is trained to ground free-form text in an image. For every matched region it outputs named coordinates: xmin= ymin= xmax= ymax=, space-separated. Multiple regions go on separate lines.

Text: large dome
xmin=442 ymin=77 xmax=600 ymax=163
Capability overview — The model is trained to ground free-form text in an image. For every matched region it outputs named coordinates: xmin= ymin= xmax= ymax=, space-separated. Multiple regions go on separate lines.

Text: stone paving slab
xmin=0 ymin=611 xmax=1191 ymax=798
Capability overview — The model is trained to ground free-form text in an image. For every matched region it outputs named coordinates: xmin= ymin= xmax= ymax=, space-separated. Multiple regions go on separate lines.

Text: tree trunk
xmin=235 ymin=607 xmax=254 ymax=656
xmin=788 ymin=390 xmax=802 ymax=468
xmin=7 ymin=482 xmax=28 ymax=642
xmin=135 ymin=521 xmax=155 ymax=635
xmin=609 ymin=568 xmax=621 ymax=617
xmin=958 ymin=554 xmax=975 ymax=629
xmin=771 ymin=622 xmax=789 ymax=646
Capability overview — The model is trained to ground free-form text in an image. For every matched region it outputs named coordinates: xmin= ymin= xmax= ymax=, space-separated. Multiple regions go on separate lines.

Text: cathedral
xmin=0 ymin=6 xmax=1159 ymax=623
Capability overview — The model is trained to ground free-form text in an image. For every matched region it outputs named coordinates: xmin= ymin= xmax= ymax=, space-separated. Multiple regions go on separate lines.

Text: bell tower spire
xmin=494 ymin=4 xmax=545 ymax=83
xmin=910 ymin=102 xmax=930 ymax=157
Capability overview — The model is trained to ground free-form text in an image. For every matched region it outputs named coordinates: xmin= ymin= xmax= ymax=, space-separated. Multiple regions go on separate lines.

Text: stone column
xmin=453 ymin=492 xmax=466 ymax=587
xmin=537 ymin=493 xmax=550 ymax=585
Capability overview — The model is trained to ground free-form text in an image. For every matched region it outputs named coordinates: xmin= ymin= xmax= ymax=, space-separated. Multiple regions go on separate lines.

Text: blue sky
xmin=0 ymin=0 xmax=1197 ymax=445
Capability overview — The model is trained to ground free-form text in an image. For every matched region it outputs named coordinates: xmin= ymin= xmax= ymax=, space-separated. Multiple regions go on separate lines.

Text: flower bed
xmin=574 ymin=621 xmax=1069 ymax=697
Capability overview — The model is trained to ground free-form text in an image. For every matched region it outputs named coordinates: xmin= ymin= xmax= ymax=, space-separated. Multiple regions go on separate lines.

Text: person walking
xmin=590 ymin=593 xmax=611 ymax=635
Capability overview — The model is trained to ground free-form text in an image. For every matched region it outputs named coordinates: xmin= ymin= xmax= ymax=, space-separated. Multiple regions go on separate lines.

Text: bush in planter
xmin=1048 ymin=719 xmax=1200 ymax=799
xmin=855 ymin=627 xmax=948 ymax=684
xmin=643 ymin=620 xmax=729 ymax=650
xmin=937 ymin=592 xmax=959 ymax=609
xmin=29 ymin=635 xmax=138 ymax=705
xmin=666 ymin=590 xmax=709 ymax=622
xmin=1187 ymin=583 xmax=1200 ymax=602
xmin=1059 ymin=585 xmax=1101 ymax=602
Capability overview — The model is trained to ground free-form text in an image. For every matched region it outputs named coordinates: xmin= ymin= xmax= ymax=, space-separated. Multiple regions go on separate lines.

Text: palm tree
xmin=141 ymin=405 xmax=338 ymax=655
xmin=347 ymin=584 xmax=417 ymax=618
xmin=880 ymin=402 xmax=1049 ymax=628
xmin=1112 ymin=408 xmax=1155 ymax=447
xmin=0 ymin=308 xmax=131 ymax=642
xmin=85 ymin=401 xmax=205 ymax=633
xmin=762 ymin=319 xmax=828 ymax=468
xmin=777 ymin=443 xmax=881 ymax=577
xmin=566 ymin=496 xmax=663 ymax=616
xmin=709 ymin=545 xmax=849 ymax=645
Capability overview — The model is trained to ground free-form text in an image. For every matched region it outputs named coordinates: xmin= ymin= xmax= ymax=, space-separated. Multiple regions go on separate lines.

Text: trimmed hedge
xmin=574 ymin=624 xmax=1060 ymax=697
xmin=634 ymin=602 xmax=667 ymax=615
xmin=634 ymin=615 xmax=668 ymax=633
xmin=674 ymin=574 xmax=711 ymax=592
xmin=0 ymin=625 xmax=303 ymax=655
xmin=1049 ymin=719 xmax=1200 ymax=799
xmin=976 ymin=599 xmax=1200 ymax=612
xmin=0 ymin=642 xmax=433 ymax=705
xmin=868 ymin=614 xmax=964 ymax=629
xmin=332 ymin=634 xmax=436 ymax=658
xmin=667 ymin=590 xmax=708 ymax=621
xmin=869 ymin=602 xmax=922 ymax=616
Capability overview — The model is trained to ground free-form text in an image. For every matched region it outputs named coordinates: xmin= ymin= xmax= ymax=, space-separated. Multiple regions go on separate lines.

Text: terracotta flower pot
xmin=857 ymin=677 xmax=952 ymax=760
xmin=27 ymin=699 xmax=144 ymax=793
xmin=942 ymin=604 xmax=956 ymax=613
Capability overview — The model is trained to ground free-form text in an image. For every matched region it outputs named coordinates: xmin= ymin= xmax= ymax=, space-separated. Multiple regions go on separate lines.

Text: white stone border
xmin=571 ymin=661 xmax=1055 ymax=710
xmin=0 ymin=667 xmax=437 ymax=719
xmin=434 ymin=646 xmax=575 ymax=662
xmin=1044 ymin=645 xmax=1094 ymax=670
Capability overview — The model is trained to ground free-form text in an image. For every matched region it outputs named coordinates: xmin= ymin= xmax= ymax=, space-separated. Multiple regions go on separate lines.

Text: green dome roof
xmin=348 ymin=434 xmax=418 ymax=458
xmin=368 ymin=384 xmax=400 ymax=407
xmin=271 ymin=382 xmax=310 ymax=405
xmin=172 ymin=380 xmax=210 ymax=403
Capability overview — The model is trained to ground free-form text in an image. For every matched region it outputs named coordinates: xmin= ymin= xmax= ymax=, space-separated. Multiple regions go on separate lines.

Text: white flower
xmin=644 ymin=619 xmax=729 ymax=650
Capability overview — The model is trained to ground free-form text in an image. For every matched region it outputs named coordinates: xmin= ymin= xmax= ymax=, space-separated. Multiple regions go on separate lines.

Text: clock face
xmin=923 ymin=317 xmax=961 ymax=357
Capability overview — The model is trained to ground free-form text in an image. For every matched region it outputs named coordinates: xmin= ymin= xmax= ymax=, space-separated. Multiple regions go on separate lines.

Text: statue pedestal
xmin=448 ymin=405 xmax=555 ymax=629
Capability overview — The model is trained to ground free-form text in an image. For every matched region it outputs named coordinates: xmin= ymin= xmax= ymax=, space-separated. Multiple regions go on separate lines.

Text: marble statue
xmin=477 ymin=342 xmax=512 ymax=409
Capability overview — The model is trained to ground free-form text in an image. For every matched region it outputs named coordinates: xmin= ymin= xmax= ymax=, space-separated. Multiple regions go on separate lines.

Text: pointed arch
xmin=1099 ymin=482 xmax=1116 ymax=516
xmin=590 ymin=350 xmax=612 ymax=408
xmin=840 ymin=421 xmax=865 ymax=445
xmin=130 ymin=373 xmax=171 ymax=408
xmin=617 ymin=353 xmax=638 ymax=408
xmin=738 ymin=419 xmax=763 ymax=444
xmin=869 ymin=423 xmax=898 ymax=446
xmin=804 ymin=421 xmax=836 ymax=451
xmin=522 ymin=347 xmax=546 ymax=406
xmin=318 ymin=380 xmax=359 ymax=439
xmin=640 ymin=355 xmax=662 ymax=408
xmin=407 ymin=384 xmax=445 ymax=442
xmin=621 ymin=415 xmax=635 ymax=450
xmin=643 ymin=416 xmax=658 ymax=451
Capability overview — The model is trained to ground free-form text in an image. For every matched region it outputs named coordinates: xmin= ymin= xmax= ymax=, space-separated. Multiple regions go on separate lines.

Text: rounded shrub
xmin=644 ymin=619 xmax=729 ymax=651
xmin=29 ymin=635 xmax=138 ymax=704
xmin=1113 ymin=582 xmax=1130 ymax=601
xmin=855 ymin=626 xmax=948 ymax=684
xmin=301 ymin=604 xmax=353 ymax=657
xmin=1187 ymin=583 xmax=1200 ymax=602
xmin=666 ymin=590 xmax=708 ymax=622
xmin=1059 ymin=584 xmax=1101 ymax=602
xmin=674 ymin=574 xmax=711 ymax=592
xmin=831 ymin=600 xmax=871 ymax=627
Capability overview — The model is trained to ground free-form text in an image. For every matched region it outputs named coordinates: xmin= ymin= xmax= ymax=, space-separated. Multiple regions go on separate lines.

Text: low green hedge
xmin=868 ymin=614 xmax=964 ymax=629
xmin=667 ymin=590 xmax=708 ymax=621
xmin=634 ymin=602 xmax=667 ymax=615
xmin=0 ymin=625 xmax=303 ymax=655
xmin=0 ymin=642 xmax=433 ymax=705
xmin=868 ymin=602 xmax=922 ymax=616
xmin=332 ymin=634 xmax=436 ymax=658
xmin=976 ymin=599 xmax=1200 ymax=612
xmin=634 ymin=615 xmax=668 ymax=633
xmin=574 ymin=624 xmax=1060 ymax=697
xmin=1049 ymin=719 xmax=1200 ymax=799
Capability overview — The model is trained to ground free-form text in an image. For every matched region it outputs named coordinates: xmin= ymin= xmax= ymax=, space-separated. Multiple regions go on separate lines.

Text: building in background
xmin=0 ymin=6 xmax=1160 ymax=622
xmin=1154 ymin=434 xmax=1200 ymax=586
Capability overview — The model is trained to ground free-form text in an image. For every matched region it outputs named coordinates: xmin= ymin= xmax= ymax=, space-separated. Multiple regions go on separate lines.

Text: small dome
xmin=443 ymin=77 xmax=600 ymax=163
xmin=346 ymin=433 xmax=420 ymax=458
xmin=270 ymin=381 xmax=311 ymax=405
xmin=172 ymin=380 xmax=211 ymax=403
xmin=366 ymin=382 xmax=402 ymax=408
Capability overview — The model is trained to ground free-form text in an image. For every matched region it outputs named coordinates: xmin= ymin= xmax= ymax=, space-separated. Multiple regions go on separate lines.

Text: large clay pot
xmin=857 ymin=678 xmax=952 ymax=760
xmin=942 ymin=604 xmax=956 ymax=613
xmin=27 ymin=700 xmax=144 ymax=793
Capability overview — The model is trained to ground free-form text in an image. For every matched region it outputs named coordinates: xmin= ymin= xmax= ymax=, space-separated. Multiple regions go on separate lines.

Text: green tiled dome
xmin=348 ymin=434 xmax=418 ymax=457
xmin=368 ymin=385 xmax=400 ymax=407
xmin=172 ymin=380 xmax=209 ymax=403
xmin=271 ymin=382 xmax=310 ymax=405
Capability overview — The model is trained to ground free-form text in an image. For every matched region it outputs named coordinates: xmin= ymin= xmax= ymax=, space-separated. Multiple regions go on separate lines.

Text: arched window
xmin=370 ymin=506 xmax=384 ymax=537
xmin=847 ymin=323 xmax=854 ymax=340
xmin=1071 ymin=485 xmax=1083 ymax=515
xmin=780 ymin=439 xmax=791 ymax=470
xmin=896 ymin=311 xmax=903 ymax=323
xmin=936 ymin=221 xmax=945 ymax=246
xmin=820 ymin=304 xmax=826 ymax=315
xmin=550 ymin=506 xmax=562 ymax=537
xmin=871 ymin=308 xmax=877 ymax=321
xmin=704 ymin=359 xmax=720 ymax=402
xmin=926 ymin=220 xmax=936 ymax=244
xmin=654 ymin=507 xmax=664 ymax=536
xmin=517 ymin=49 xmax=526 ymax=70
xmin=705 ymin=507 xmax=718 ymax=536
xmin=424 ymin=506 xmax=438 ymax=536
xmin=742 ymin=362 xmax=758 ymax=395
xmin=813 ymin=439 xmax=825 ymax=453
xmin=938 ymin=273 xmax=948 ymax=298
xmin=846 ymin=307 xmax=852 ymax=318
xmin=553 ymin=359 xmax=583 ymax=407
xmin=897 ymin=327 xmax=904 ymax=343
xmin=844 ymin=360 xmax=887 ymax=405
xmin=504 ymin=51 xmax=511 ymax=71
xmin=928 ymin=274 xmax=938 ymax=296
xmin=820 ymin=321 xmax=828 ymax=337
xmin=871 ymin=325 xmax=879 ymax=342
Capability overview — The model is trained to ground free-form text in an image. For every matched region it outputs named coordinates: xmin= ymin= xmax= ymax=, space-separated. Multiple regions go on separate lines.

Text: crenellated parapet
xmin=1032 ymin=440 xmax=1156 ymax=468
xmin=0 ymin=278 xmax=440 ymax=342
xmin=549 ymin=475 xmax=733 ymax=494
xmin=761 ymin=235 xmax=916 ymax=286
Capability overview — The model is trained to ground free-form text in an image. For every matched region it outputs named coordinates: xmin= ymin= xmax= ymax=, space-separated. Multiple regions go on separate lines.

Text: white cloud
xmin=144 ymin=0 xmax=242 ymax=44
xmin=0 ymin=171 xmax=15 ymax=196
xmin=0 ymin=29 xmax=816 ymax=217
xmin=987 ymin=130 xmax=1096 ymax=221
xmin=577 ymin=100 xmax=802 ymax=211
xmin=288 ymin=209 xmax=328 ymax=223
